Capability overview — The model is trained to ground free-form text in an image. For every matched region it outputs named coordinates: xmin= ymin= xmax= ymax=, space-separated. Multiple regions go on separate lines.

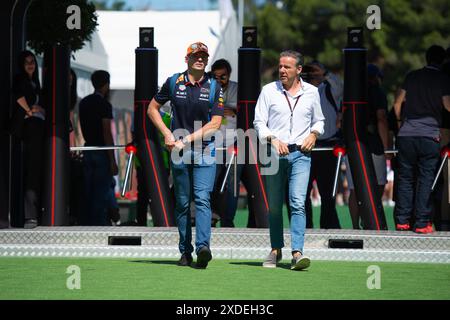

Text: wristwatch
xmin=266 ymin=135 xmax=277 ymax=143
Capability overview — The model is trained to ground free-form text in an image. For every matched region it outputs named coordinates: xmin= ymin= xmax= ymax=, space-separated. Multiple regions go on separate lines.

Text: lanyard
xmin=283 ymin=91 xmax=300 ymax=134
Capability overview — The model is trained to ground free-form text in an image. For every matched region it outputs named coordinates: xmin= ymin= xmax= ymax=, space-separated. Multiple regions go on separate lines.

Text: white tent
xmin=94 ymin=9 xmax=236 ymax=90
xmin=72 ymin=3 xmax=241 ymax=109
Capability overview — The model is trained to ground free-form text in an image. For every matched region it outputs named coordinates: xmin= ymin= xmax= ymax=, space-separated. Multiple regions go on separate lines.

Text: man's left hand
xmin=173 ymin=140 xmax=186 ymax=152
xmin=301 ymin=133 xmax=317 ymax=152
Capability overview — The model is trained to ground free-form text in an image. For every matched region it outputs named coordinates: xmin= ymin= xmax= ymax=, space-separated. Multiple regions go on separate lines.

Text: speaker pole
xmin=342 ymin=27 xmax=387 ymax=230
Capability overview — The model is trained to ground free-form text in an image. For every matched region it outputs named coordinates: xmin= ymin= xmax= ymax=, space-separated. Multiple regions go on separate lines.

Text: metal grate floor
xmin=1 ymin=227 xmax=449 ymax=263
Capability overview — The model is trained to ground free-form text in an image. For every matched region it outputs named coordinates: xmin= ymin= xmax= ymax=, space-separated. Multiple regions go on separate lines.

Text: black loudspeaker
xmin=347 ymin=27 xmax=363 ymax=48
xmin=139 ymin=27 xmax=154 ymax=48
xmin=328 ymin=239 xmax=364 ymax=249
xmin=242 ymin=26 xmax=257 ymax=48
xmin=108 ymin=236 xmax=142 ymax=246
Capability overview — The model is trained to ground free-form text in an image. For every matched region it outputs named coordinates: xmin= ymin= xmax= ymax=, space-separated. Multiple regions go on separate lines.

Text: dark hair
xmin=18 ymin=50 xmax=40 ymax=87
xmin=280 ymin=50 xmax=303 ymax=67
xmin=300 ymin=65 xmax=314 ymax=82
xmin=91 ymin=70 xmax=110 ymax=90
xmin=307 ymin=60 xmax=328 ymax=76
xmin=211 ymin=59 xmax=232 ymax=74
xmin=70 ymin=68 xmax=78 ymax=111
xmin=308 ymin=60 xmax=326 ymax=72
xmin=425 ymin=45 xmax=446 ymax=66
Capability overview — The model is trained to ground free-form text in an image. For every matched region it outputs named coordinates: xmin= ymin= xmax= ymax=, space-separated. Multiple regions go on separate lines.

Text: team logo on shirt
xmin=178 ymin=85 xmax=186 ymax=91
xmin=175 ymin=90 xmax=187 ymax=99
xmin=200 ymin=87 xmax=210 ymax=94
xmin=175 ymin=74 xmax=184 ymax=84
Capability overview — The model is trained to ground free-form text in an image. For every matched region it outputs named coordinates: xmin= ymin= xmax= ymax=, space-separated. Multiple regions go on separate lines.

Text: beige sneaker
xmin=262 ymin=250 xmax=282 ymax=268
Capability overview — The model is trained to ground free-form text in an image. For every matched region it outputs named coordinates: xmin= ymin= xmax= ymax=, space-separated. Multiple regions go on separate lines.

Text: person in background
xmin=434 ymin=46 xmax=450 ymax=231
xmin=393 ymin=45 xmax=450 ymax=233
xmin=79 ymin=70 xmax=118 ymax=226
xmin=303 ymin=61 xmax=342 ymax=229
xmin=12 ymin=50 xmax=46 ymax=229
xmin=68 ymin=68 xmax=83 ymax=226
xmin=210 ymin=59 xmax=239 ymax=227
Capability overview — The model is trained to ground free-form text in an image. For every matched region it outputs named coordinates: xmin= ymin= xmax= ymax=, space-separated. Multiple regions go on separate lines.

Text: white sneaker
xmin=291 ymin=254 xmax=311 ymax=271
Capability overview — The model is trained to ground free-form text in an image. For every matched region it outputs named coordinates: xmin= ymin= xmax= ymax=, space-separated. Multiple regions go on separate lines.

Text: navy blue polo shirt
xmin=154 ymin=71 xmax=224 ymax=139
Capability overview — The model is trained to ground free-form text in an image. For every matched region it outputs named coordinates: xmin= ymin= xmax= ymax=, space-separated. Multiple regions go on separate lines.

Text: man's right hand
xmin=164 ymin=133 xmax=176 ymax=151
xmin=271 ymin=138 xmax=289 ymax=156
xmin=31 ymin=105 xmax=45 ymax=116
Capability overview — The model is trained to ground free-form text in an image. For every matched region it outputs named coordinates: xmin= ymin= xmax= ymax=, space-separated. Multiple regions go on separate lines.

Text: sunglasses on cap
xmin=187 ymin=42 xmax=209 ymax=56
xmin=190 ymin=42 xmax=207 ymax=50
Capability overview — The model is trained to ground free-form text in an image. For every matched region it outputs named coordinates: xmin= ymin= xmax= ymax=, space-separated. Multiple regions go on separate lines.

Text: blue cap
xmin=368 ymin=63 xmax=383 ymax=78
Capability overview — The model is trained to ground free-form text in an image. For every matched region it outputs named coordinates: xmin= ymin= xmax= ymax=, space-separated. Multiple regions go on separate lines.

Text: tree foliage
xmin=92 ymin=0 xmax=130 ymax=11
xmin=253 ymin=0 xmax=450 ymax=96
xmin=27 ymin=0 xmax=98 ymax=55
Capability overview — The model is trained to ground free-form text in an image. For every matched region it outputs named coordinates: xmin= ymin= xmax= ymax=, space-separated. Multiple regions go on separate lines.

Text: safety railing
xmin=70 ymin=144 xmax=449 ymax=199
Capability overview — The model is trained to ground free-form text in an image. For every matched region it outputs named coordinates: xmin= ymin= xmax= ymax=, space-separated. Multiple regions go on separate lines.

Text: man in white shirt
xmin=254 ymin=50 xmax=324 ymax=270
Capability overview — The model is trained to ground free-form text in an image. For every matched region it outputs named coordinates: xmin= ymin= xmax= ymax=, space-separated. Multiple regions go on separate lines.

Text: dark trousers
xmin=69 ymin=153 xmax=84 ymax=225
xmin=136 ymin=166 xmax=149 ymax=226
xmin=0 ymin=133 xmax=9 ymax=228
xmin=395 ymin=136 xmax=440 ymax=228
xmin=22 ymin=118 xmax=45 ymax=221
xmin=80 ymin=151 xmax=112 ymax=226
xmin=211 ymin=162 xmax=241 ymax=227
xmin=304 ymin=149 xmax=341 ymax=229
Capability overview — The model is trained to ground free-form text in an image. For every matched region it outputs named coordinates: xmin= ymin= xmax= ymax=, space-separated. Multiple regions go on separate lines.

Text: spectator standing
xmin=393 ymin=45 xmax=450 ymax=233
xmin=79 ymin=70 xmax=118 ymax=226
xmin=210 ymin=59 xmax=239 ymax=227
xmin=303 ymin=61 xmax=342 ymax=229
xmin=11 ymin=50 xmax=46 ymax=229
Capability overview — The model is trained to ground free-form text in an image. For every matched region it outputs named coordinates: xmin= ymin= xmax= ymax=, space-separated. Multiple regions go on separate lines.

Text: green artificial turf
xmin=0 ymin=258 xmax=448 ymax=300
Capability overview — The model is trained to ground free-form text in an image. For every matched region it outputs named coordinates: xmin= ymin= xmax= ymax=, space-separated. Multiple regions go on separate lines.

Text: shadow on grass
xmin=128 ymin=260 xmax=210 ymax=270
xmin=229 ymin=261 xmax=309 ymax=271
xmin=129 ymin=260 xmax=178 ymax=266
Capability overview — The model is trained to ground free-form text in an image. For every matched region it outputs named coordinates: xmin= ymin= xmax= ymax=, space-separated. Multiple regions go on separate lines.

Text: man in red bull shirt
xmin=147 ymin=42 xmax=223 ymax=269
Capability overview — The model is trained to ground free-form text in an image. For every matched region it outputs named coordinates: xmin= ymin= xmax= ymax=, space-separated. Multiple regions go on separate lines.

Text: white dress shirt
xmin=253 ymin=79 xmax=325 ymax=145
